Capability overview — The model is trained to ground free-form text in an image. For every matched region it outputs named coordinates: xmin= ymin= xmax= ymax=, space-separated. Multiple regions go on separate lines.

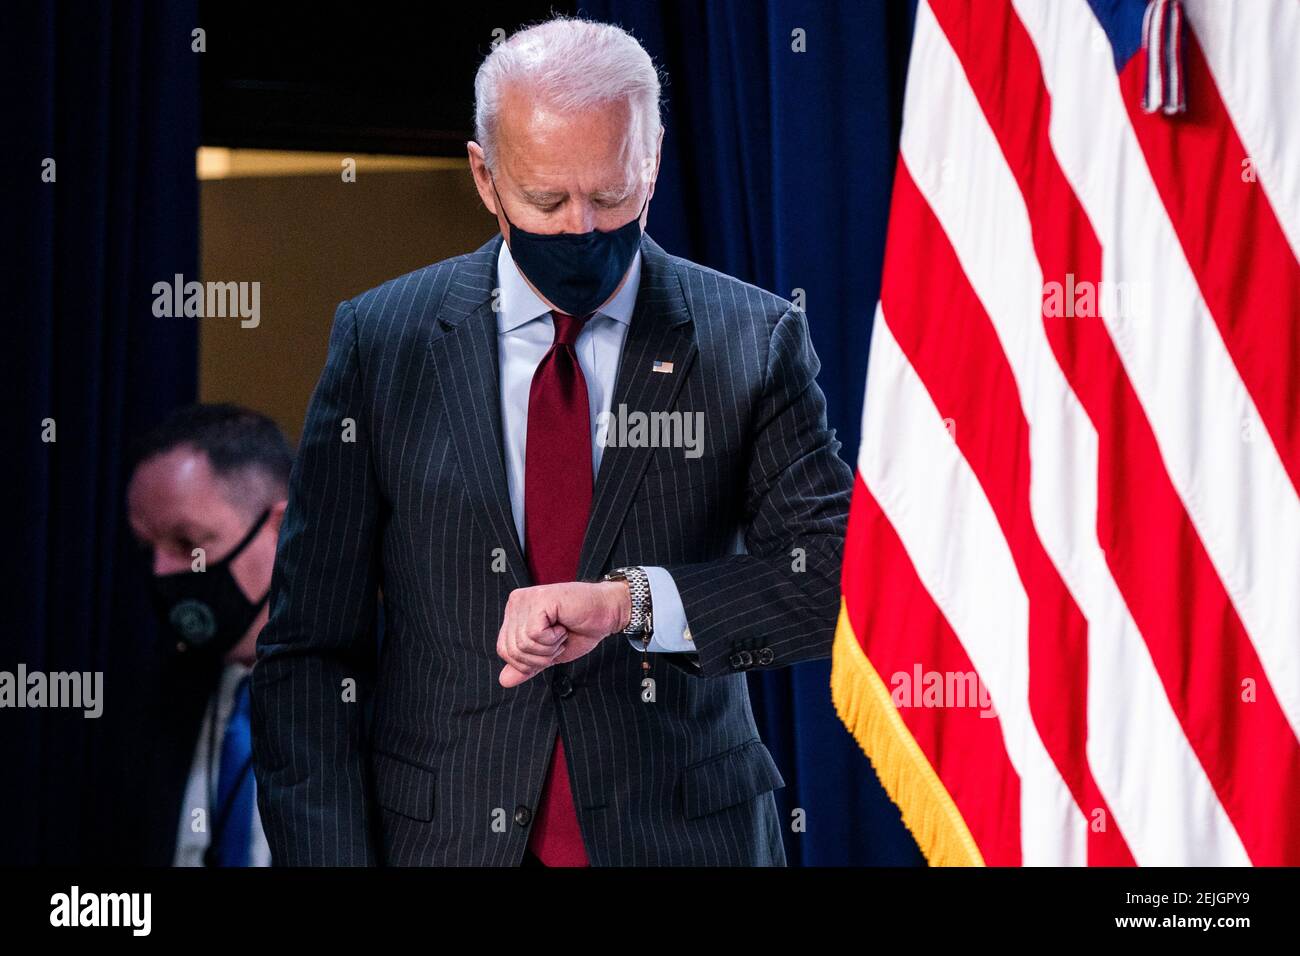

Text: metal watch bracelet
xmin=604 ymin=566 xmax=652 ymax=638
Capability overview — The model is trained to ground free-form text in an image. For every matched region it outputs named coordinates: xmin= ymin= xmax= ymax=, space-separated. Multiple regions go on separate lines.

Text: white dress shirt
xmin=495 ymin=238 xmax=696 ymax=653
xmin=173 ymin=661 xmax=271 ymax=867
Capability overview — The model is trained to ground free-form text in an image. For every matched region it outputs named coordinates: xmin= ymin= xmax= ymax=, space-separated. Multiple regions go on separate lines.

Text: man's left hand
xmin=497 ymin=581 xmax=631 ymax=688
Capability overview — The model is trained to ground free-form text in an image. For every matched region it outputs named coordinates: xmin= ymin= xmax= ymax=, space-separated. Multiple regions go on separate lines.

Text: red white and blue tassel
xmin=1141 ymin=0 xmax=1187 ymax=115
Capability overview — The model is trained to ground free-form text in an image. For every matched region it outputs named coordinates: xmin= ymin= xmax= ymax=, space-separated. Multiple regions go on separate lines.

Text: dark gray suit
xmin=250 ymin=232 xmax=853 ymax=866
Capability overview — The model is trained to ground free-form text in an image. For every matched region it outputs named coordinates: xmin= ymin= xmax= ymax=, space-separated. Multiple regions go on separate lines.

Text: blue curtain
xmin=0 ymin=0 xmax=201 ymax=864
xmin=579 ymin=0 xmax=923 ymax=864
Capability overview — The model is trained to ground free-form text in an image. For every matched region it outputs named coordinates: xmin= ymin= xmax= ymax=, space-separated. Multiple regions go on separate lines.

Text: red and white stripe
xmin=853 ymin=0 xmax=1300 ymax=864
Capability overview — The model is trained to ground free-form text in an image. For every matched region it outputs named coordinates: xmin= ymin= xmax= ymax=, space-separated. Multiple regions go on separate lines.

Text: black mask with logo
xmin=148 ymin=508 xmax=272 ymax=660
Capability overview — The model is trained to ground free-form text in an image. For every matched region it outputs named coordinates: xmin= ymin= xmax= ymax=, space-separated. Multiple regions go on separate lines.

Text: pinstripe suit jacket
xmin=250 ymin=231 xmax=853 ymax=866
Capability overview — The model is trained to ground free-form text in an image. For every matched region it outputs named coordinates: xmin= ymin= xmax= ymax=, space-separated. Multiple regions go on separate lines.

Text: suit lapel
xmin=427 ymin=233 xmax=531 ymax=592
xmin=577 ymin=234 xmax=697 ymax=580
xmin=428 ymin=232 xmax=696 ymax=590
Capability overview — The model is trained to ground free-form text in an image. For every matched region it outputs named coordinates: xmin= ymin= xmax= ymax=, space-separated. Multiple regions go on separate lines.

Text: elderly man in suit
xmin=250 ymin=14 xmax=853 ymax=867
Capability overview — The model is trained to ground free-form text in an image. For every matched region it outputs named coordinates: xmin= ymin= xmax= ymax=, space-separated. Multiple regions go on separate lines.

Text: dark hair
xmin=131 ymin=403 xmax=293 ymax=510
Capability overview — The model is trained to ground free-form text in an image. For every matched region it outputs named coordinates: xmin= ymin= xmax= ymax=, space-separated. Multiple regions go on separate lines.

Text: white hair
xmin=474 ymin=16 xmax=663 ymax=180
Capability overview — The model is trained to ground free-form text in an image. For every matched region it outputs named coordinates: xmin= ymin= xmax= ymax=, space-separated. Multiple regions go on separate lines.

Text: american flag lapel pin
xmin=652 ymin=359 xmax=674 ymax=374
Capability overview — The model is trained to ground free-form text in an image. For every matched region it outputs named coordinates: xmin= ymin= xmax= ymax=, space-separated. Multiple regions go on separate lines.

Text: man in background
xmin=127 ymin=403 xmax=290 ymax=866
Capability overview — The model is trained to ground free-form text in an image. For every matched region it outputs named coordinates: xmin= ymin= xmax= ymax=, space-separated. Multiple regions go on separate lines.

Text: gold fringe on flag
xmin=830 ymin=599 xmax=985 ymax=866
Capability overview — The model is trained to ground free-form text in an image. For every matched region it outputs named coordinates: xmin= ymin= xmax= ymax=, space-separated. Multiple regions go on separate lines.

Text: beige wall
xmin=199 ymin=153 xmax=497 ymax=446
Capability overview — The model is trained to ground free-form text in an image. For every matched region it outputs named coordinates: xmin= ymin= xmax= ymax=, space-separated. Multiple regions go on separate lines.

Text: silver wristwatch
xmin=603 ymin=566 xmax=653 ymax=639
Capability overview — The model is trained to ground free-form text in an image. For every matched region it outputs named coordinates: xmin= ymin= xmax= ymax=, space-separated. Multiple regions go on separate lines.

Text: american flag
xmin=831 ymin=0 xmax=1300 ymax=865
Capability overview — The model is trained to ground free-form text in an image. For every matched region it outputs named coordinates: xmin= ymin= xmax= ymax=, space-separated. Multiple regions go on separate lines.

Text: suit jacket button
xmin=514 ymin=805 xmax=532 ymax=827
xmin=757 ymin=647 xmax=775 ymax=666
xmin=554 ymin=674 xmax=574 ymax=698
xmin=730 ymin=650 xmax=754 ymax=670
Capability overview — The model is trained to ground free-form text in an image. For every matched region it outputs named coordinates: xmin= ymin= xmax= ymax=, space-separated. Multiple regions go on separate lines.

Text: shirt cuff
xmin=626 ymin=566 xmax=696 ymax=653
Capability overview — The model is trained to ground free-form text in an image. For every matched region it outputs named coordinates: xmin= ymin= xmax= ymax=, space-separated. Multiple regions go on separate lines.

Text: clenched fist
xmin=497 ymin=580 xmax=631 ymax=688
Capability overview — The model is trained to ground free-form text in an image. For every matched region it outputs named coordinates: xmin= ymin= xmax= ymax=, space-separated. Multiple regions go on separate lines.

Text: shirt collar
xmin=495 ymin=235 xmax=642 ymax=334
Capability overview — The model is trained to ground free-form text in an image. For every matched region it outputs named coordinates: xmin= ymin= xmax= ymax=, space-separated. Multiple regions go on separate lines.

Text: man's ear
xmin=467 ymin=141 xmax=499 ymax=216
xmin=269 ymin=498 xmax=288 ymax=537
xmin=648 ymin=125 xmax=665 ymax=200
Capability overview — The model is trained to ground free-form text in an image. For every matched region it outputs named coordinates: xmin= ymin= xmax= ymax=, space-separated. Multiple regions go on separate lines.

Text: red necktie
xmin=523 ymin=310 xmax=592 ymax=867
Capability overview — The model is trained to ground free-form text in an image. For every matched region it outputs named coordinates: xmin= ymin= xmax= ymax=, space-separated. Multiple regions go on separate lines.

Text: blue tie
xmin=213 ymin=674 xmax=254 ymax=867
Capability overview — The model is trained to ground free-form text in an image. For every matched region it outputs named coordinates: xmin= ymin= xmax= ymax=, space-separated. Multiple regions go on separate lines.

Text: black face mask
xmin=491 ymin=174 xmax=648 ymax=317
xmin=148 ymin=508 xmax=272 ymax=659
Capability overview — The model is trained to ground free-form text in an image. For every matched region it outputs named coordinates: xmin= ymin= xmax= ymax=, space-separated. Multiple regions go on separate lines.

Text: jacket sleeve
xmin=661 ymin=305 xmax=854 ymax=678
xmin=249 ymin=299 xmax=382 ymax=865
